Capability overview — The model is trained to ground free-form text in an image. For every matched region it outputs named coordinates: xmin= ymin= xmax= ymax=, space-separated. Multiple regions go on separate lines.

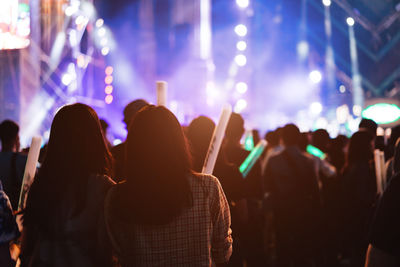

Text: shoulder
xmin=191 ymin=172 xmax=221 ymax=187
xmin=189 ymin=172 xmax=224 ymax=199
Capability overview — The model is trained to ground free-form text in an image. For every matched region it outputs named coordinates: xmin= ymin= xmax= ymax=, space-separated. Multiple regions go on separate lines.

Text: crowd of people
xmin=0 ymin=99 xmax=399 ymax=267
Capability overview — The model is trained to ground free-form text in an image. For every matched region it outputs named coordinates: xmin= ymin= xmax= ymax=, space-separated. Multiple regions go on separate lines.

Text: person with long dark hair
xmin=105 ymin=106 xmax=232 ymax=266
xmin=0 ymin=120 xmax=27 ymax=210
xmin=20 ymin=103 xmax=114 ymax=267
xmin=340 ymin=131 xmax=377 ymax=267
xmin=366 ymin=138 xmax=400 ymax=266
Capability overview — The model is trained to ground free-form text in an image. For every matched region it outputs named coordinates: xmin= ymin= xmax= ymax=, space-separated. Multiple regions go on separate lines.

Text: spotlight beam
xmin=348 ymin=24 xmax=364 ymax=111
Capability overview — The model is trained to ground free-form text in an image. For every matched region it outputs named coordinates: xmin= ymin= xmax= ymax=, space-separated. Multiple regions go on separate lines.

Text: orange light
xmin=77 ymin=55 xmax=85 ymax=68
xmin=105 ymin=94 xmax=113 ymax=104
xmin=105 ymin=75 xmax=113 ymax=84
xmin=105 ymin=66 xmax=113 ymax=75
xmin=105 ymin=85 xmax=113 ymax=94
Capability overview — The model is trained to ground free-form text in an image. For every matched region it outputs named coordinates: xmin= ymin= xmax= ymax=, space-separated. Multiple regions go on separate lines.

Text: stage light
xmin=75 ymin=16 xmax=85 ymax=26
xmin=297 ymin=41 xmax=309 ymax=58
xmin=362 ymin=103 xmax=400 ymax=124
xmin=105 ymin=85 xmax=113 ymax=94
xmin=309 ymin=70 xmax=322 ymax=83
xmin=234 ymin=24 xmax=247 ymax=37
xmin=346 ymin=17 xmax=355 ymax=26
xmin=339 ymin=85 xmax=346 ymax=93
xmin=235 ymin=54 xmax=247 ymax=66
xmin=65 ymin=6 xmax=77 ymax=16
xmin=96 ymin=19 xmax=104 ymax=28
xmin=353 ymin=105 xmax=362 ymax=117
xmin=310 ymin=102 xmax=323 ymax=115
xmin=98 ymin=27 xmax=106 ymax=37
xmin=336 ymin=105 xmax=349 ymax=124
xmin=101 ymin=47 xmax=110 ymax=56
xmin=62 ymin=73 xmax=73 ymax=86
xmin=113 ymin=139 xmax=122 ymax=146
xmin=234 ymin=99 xmax=247 ymax=113
xmin=100 ymin=38 xmax=108 ymax=46
xmin=105 ymin=76 xmax=113 ymax=84
xmin=236 ymin=82 xmax=248 ymax=94
xmin=236 ymin=0 xmax=249 ymax=8
xmin=236 ymin=41 xmax=247 ymax=51
xmin=105 ymin=66 xmax=113 ymax=75
xmin=105 ymin=94 xmax=113 ymax=104
xmin=322 ymin=0 xmax=331 ymax=7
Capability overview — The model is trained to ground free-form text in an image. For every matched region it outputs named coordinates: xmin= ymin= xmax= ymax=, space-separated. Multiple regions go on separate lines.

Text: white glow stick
xmin=374 ymin=149 xmax=383 ymax=195
xmin=156 ymin=81 xmax=167 ymax=107
xmin=380 ymin=151 xmax=386 ymax=190
xmin=18 ymin=136 xmax=42 ymax=210
xmin=202 ymin=104 xmax=232 ymax=174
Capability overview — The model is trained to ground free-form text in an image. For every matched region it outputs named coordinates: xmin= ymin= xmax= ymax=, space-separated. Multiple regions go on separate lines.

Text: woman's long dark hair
xmin=344 ymin=131 xmax=374 ymax=171
xmin=118 ymin=105 xmax=192 ymax=225
xmin=24 ymin=103 xmax=112 ymax=234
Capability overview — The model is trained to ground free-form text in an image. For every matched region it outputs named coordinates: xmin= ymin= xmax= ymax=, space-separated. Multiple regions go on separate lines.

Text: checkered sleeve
xmin=209 ymin=175 xmax=233 ymax=264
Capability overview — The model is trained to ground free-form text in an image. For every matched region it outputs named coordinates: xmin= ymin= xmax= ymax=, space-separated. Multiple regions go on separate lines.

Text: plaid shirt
xmin=106 ymin=173 xmax=233 ymax=266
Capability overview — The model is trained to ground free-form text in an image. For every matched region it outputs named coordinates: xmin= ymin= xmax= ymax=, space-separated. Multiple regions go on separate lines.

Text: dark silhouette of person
xmin=186 ymin=115 xmax=246 ymax=267
xmin=111 ymin=99 xmax=149 ymax=182
xmin=340 ymin=131 xmax=377 ymax=267
xmin=261 ymin=128 xmax=284 ymax=175
xmin=0 ymin=120 xmax=27 ymax=210
xmin=263 ymin=124 xmax=322 ymax=267
xmin=104 ymin=106 xmax=232 ymax=266
xmin=0 ymin=180 xmax=20 ymax=267
xmin=186 ymin=115 xmax=244 ymax=202
xmin=366 ymin=138 xmax=400 ymax=266
xmin=359 ymin=118 xmax=378 ymax=138
xmin=21 ymin=103 xmax=115 ymax=267
xmin=223 ymin=112 xmax=265 ymax=266
xmin=384 ymin=126 xmax=400 ymax=183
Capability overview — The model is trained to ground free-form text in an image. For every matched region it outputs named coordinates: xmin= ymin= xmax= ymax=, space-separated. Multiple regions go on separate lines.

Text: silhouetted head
xmin=0 ymin=120 xmax=20 ymax=152
xmin=312 ymin=129 xmax=330 ymax=152
xmin=123 ymin=99 xmax=149 ymax=128
xmin=225 ymin=112 xmax=244 ymax=143
xmin=359 ymin=118 xmax=377 ymax=137
xmin=186 ymin=116 xmax=215 ymax=172
xmin=42 ymin=103 xmax=112 ymax=177
xmin=124 ymin=105 xmax=192 ymax=224
xmin=281 ymin=124 xmax=300 ymax=147
xmin=264 ymin=129 xmax=280 ymax=147
xmin=346 ymin=131 xmax=374 ymax=166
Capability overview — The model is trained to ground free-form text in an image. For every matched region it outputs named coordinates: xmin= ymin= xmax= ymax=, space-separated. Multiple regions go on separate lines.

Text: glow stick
xmin=202 ymin=104 xmax=232 ymax=174
xmin=306 ymin=145 xmax=327 ymax=160
xmin=240 ymin=140 xmax=267 ymax=178
xmin=243 ymin=130 xmax=254 ymax=151
xmin=374 ymin=149 xmax=383 ymax=195
xmin=380 ymin=151 xmax=387 ymax=190
xmin=156 ymin=81 xmax=167 ymax=107
xmin=18 ymin=136 xmax=42 ymax=210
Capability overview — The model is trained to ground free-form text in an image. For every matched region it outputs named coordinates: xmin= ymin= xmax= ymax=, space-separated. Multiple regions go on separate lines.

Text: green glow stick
xmin=240 ymin=140 xmax=267 ymax=178
xmin=306 ymin=144 xmax=326 ymax=160
xmin=244 ymin=131 xmax=254 ymax=151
